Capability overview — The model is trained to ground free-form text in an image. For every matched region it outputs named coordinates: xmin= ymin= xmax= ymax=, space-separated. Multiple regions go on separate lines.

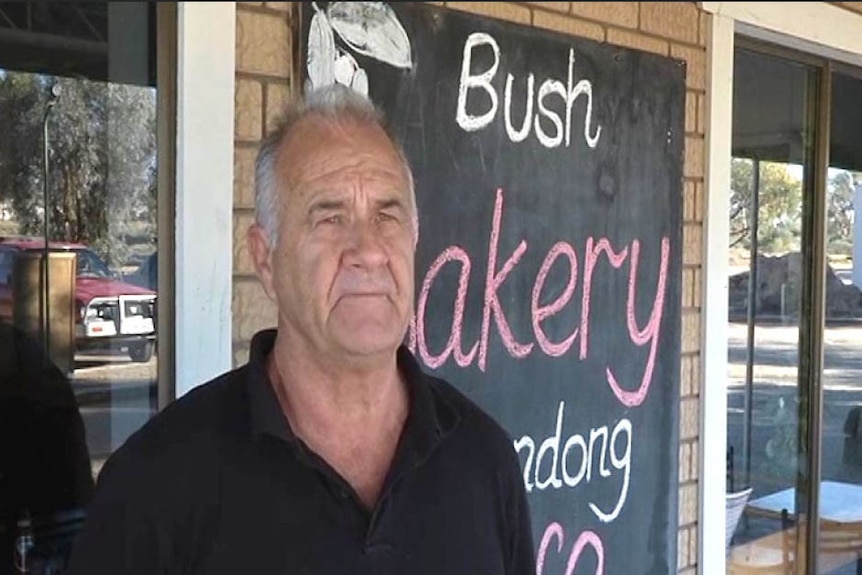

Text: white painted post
xmin=700 ymin=11 xmax=734 ymax=575
xmin=175 ymin=3 xmax=235 ymax=396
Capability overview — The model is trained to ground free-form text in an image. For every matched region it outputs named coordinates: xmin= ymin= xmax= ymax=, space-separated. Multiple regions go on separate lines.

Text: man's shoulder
xmin=425 ymin=374 xmax=517 ymax=461
xmin=101 ymin=366 xmax=250 ymax=480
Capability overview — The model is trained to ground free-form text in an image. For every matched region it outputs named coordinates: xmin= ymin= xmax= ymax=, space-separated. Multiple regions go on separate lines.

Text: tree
xmin=0 ymin=71 xmax=156 ymax=269
xmin=730 ymin=158 xmax=803 ymax=253
xmin=827 ymin=170 xmax=855 ymax=255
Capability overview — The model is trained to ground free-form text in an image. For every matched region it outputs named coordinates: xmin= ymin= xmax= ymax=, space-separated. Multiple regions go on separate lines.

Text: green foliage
xmin=731 ymin=158 xmax=857 ymax=256
xmin=828 ymin=170 xmax=855 ymax=255
xmin=730 ymin=158 xmax=803 ymax=254
xmin=0 ymin=72 xmax=156 ymax=269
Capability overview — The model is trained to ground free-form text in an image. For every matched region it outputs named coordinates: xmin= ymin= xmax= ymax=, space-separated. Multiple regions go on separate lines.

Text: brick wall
xmin=232 ymin=3 xmax=706 ymax=573
xmin=233 ymin=2 xmax=292 ymax=366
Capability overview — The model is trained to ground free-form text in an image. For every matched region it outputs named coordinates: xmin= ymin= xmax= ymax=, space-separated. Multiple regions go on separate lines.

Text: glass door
xmin=726 ymin=46 xmax=820 ymax=573
xmin=816 ymin=68 xmax=862 ymax=575
xmin=727 ymin=40 xmax=862 ymax=575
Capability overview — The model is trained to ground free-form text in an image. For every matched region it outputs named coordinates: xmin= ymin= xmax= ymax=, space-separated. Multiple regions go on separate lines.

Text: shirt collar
xmin=247 ymin=329 xmax=293 ymax=442
xmin=246 ymin=329 xmax=460 ymax=459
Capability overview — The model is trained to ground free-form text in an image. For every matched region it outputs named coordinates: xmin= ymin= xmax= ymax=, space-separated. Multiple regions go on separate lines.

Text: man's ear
xmin=247 ymin=223 xmax=278 ymax=301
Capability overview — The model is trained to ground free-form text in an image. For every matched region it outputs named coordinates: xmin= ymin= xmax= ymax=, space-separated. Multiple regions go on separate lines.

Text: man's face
xmin=256 ymin=116 xmax=416 ymax=365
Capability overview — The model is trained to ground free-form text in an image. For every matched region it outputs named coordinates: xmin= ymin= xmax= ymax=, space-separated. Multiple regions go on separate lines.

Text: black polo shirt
xmin=67 ymin=330 xmax=535 ymax=575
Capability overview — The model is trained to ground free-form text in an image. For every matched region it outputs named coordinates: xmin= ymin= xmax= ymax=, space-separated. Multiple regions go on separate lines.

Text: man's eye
xmin=377 ymin=212 xmax=398 ymax=223
xmin=320 ymin=214 xmax=342 ymax=225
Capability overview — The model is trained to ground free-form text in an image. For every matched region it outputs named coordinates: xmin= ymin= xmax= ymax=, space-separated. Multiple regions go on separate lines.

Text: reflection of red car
xmin=0 ymin=237 xmax=157 ymax=363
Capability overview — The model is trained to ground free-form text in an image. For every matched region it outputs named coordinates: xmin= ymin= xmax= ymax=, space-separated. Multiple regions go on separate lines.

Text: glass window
xmin=817 ymin=69 xmax=862 ymax=575
xmin=727 ymin=44 xmax=862 ymax=575
xmin=726 ymin=47 xmax=819 ymax=573
xmin=73 ymin=249 xmax=112 ymax=279
xmin=0 ymin=4 xmax=170 ymax=573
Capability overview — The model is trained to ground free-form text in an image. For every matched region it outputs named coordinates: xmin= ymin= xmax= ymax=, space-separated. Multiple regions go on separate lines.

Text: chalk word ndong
xmin=514 ymin=401 xmax=631 ymax=524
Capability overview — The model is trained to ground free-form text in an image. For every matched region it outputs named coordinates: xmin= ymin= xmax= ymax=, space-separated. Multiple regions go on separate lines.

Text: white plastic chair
xmin=726 ymin=487 xmax=754 ymax=550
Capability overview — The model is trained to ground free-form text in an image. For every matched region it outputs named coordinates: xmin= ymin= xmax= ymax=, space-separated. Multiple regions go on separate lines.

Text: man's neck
xmin=267 ymin=333 xmax=407 ymax=427
xmin=266 ymin=332 xmax=409 ymax=509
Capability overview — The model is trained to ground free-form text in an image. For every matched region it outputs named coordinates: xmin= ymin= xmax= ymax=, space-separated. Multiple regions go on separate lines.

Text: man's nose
xmin=343 ymin=220 xmax=388 ymax=268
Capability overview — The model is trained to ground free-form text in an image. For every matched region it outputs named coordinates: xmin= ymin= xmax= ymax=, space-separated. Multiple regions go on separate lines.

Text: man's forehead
xmin=277 ymin=115 xmax=406 ymax=187
xmin=284 ymin=114 xmax=397 ymax=157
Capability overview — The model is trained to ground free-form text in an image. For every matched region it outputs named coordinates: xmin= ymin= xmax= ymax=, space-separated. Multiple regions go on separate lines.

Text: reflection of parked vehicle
xmin=126 ymin=252 xmax=157 ymax=291
xmin=0 ymin=237 xmax=157 ymax=363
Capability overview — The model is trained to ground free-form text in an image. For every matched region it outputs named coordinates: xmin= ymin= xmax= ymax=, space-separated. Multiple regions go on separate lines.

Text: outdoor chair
xmin=726 ymin=487 xmax=754 ymax=550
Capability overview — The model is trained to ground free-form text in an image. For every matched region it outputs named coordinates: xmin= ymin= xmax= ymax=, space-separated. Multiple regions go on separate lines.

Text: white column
xmin=700 ymin=11 xmax=734 ymax=575
xmin=175 ymin=3 xmax=235 ymax=396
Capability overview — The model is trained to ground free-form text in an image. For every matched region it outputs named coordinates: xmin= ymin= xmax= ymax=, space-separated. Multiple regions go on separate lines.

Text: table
xmin=730 ymin=481 xmax=862 ymax=574
xmin=747 ymin=481 xmax=862 ymax=523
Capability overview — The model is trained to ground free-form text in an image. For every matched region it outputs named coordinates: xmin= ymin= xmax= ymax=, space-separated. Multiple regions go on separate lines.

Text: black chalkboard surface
xmin=300 ymin=3 xmax=685 ymax=573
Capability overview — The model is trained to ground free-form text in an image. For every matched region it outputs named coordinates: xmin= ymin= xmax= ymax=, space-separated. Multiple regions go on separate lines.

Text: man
xmin=67 ymin=84 xmax=535 ymax=574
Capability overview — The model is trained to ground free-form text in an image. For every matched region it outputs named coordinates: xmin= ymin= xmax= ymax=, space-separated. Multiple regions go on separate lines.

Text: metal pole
xmin=41 ymin=85 xmax=60 ymax=364
xmin=743 ymin=158 xmax=761 ymax=489
xmin=802 ymin=61 xmax=832 ymax=575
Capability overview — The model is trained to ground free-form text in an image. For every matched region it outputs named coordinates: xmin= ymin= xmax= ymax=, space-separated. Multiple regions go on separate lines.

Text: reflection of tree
xmin=760 ymin=395 xmax=799 ymax=485
xmin=0 ymin=73 xmax=156 ymax=268
xmin=828 ymin=170 xmax=855 ymax=255
xmin=730 ymin=158 xmax=802 ymax=253
xmin=731 ymin=159 xmax=857 ymax=257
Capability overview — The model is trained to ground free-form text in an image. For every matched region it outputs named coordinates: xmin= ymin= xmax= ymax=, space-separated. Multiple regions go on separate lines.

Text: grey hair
xmin=254 ymin=83 xmax=417 ymax=247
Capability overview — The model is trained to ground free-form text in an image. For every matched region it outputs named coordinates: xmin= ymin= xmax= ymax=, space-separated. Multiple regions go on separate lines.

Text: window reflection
xmin=727 ymin=54 xmax=862 ymax=575
xmin=0 ymin=4 xmax=160 ymax=573
xmin=0 ymin=71 xmax=158 ymax=479
xmin=726 ymin=47 xmax=815 ymax=573
xmin=0 ymin=322 xmax=94 ymax=575
xmin=816 ymin=66 xmax=862 ymax=574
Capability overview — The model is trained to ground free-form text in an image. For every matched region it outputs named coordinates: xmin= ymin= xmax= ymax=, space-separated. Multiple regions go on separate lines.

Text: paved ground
xmin=727 ymin=320 xmax=862 ymax=487
xmin=728 ymin=319 xmax=862 ymax=568
xmin=70 ymin=349 xmax=157 ymax=467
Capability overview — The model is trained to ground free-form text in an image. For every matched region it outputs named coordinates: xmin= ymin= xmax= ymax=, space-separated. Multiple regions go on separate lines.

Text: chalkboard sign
xmin=300 ymin=3 xmax=685 ymax=573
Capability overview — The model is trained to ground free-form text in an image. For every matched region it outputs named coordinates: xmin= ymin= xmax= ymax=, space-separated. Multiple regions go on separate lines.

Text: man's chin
xmin=328 ymin=320 xmax=407 ymax=360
